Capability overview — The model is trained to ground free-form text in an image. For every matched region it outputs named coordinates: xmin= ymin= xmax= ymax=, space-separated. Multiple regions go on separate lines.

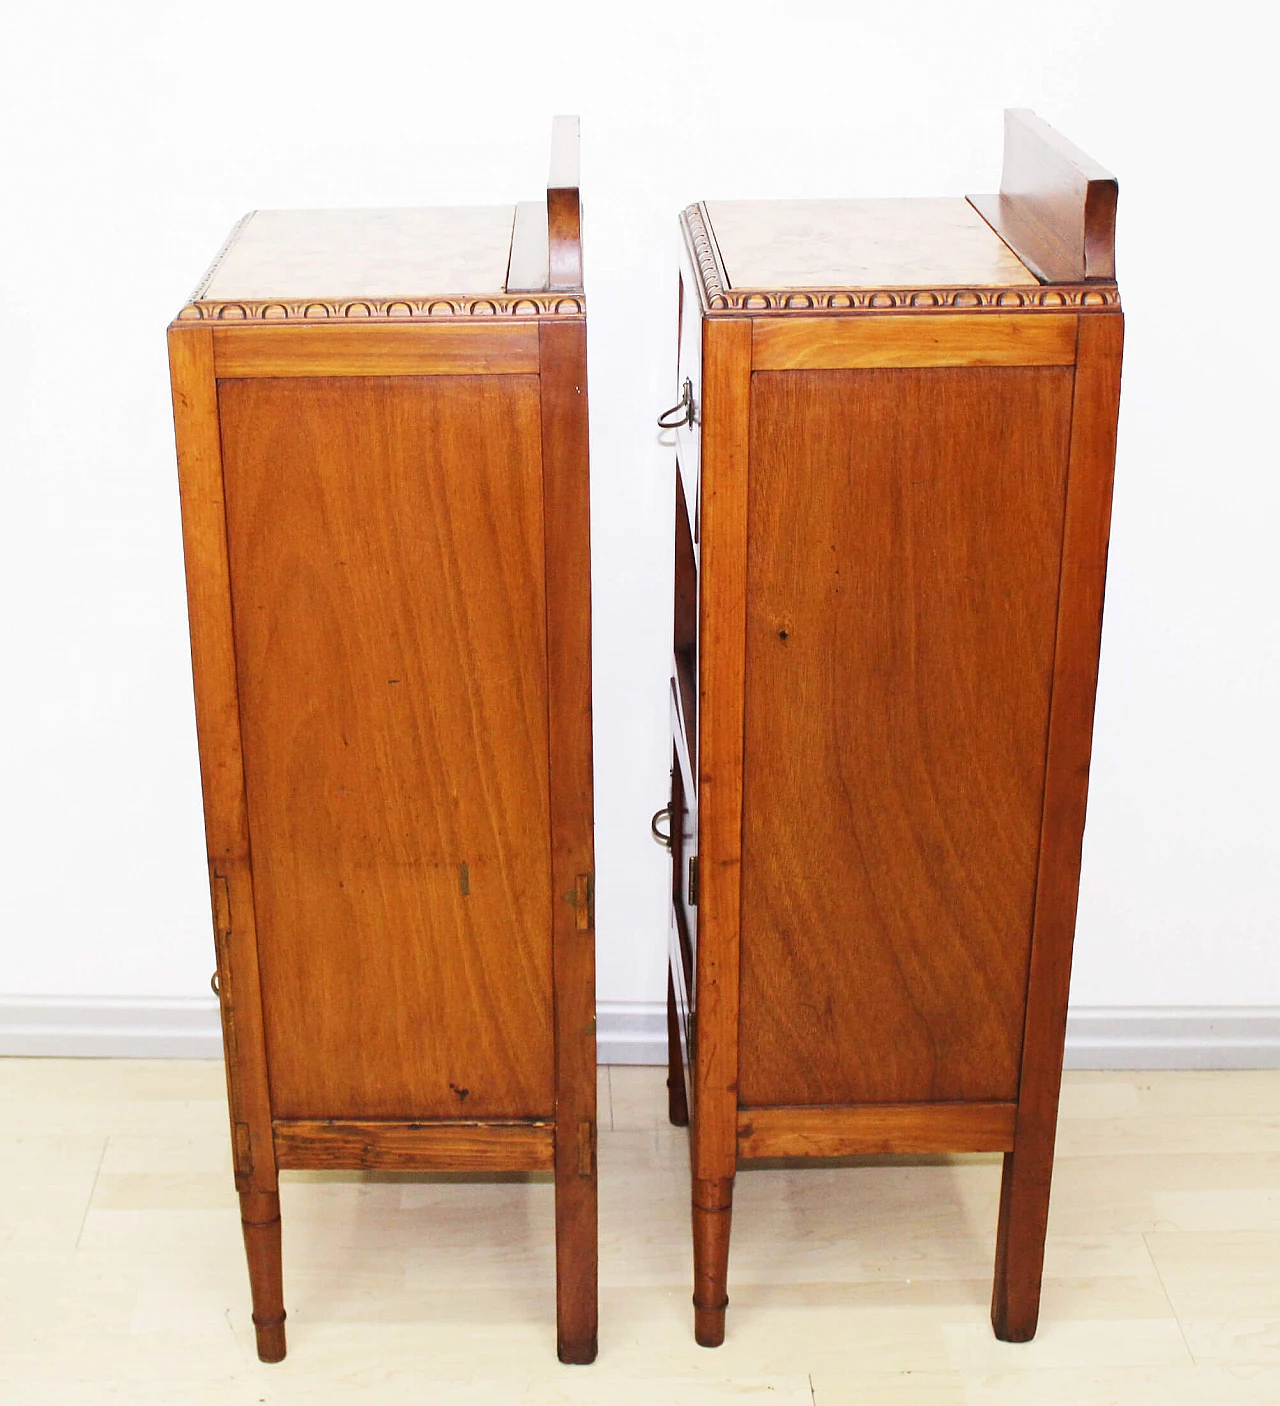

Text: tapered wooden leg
xmin=667 ymin=970 xmax=690 ymax=1128
xmin=541 ymin=315 xmax=598 ymax=1366
xmin=990 ymin=1132 xmax=1054 ymax=1342
xmin=692 ymin=1175 xmax=734 ymax=1347
xmin=240 ymin=1187 xmax=286 ymax=1362
xmin=991 ymin=313 xmax=1123 ymax=1342
xmin=554 ymin=1127 xmax=599 ymax=1364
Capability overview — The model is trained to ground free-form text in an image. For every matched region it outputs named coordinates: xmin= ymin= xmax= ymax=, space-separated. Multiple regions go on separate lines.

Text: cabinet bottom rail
xmin=273 ymin=1118 xmax=557 ymax=1171
xmin=736 ymin=1101 xmax=1017 ymax=1159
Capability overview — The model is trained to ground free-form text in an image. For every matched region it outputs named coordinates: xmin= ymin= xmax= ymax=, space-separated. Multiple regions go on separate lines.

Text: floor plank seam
xmin=1141 ymin=1228 xmax=1198 ymax=1366
xmin=73 ymin=1134 xmax=109 ymax=1251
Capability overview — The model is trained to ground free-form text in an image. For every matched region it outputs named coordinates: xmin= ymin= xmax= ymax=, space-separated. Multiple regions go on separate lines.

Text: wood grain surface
xmin=273 ymin=1120 xmax=555 ymax=1171
xmin=170 ymin=325 xmax=287 ymax=1361
xmin=737 ymin=1102 xmax=1017 ymax=1159
xmin=992 ymin=311 xmax=1124 ymax=1342
xmin=688 ymin=316 xmax=752 ymax=1349
xmin=537 ymin=318 xmax=598 ymax=1364
xmin=969 ymin=109 xmax=1118 ymax=284
xmin=213 ymin=324 xmax=539 ymax=378
xmin=547 ymin=116 xmax=583 ymax=292
xmin=240 ymin=1197 xmax=286 ymax=1361
xmin=738 ymin=364 xmax=1076 ymax=1108
xmin=752 ymin=313 xmax=1078 ymax=371
xmin=217 ymin=374 xmax=554 ymax=1122
xmin=691 ymin=318 xmax=753 ymax=1187
xmin=168 ymin=325 xmax=277 ymax=1197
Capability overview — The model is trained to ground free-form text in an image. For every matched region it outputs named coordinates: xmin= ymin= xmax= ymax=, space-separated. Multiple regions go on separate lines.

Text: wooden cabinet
xmin=664 ymin=110 xmax=1123 ymax=1347
xmin=169 ymin=119 xmax=597 ymax=1365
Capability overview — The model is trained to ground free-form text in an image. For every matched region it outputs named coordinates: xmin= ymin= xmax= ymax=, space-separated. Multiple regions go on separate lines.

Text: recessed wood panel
xmin=739 ymin=365 xmax=1075 ymax=1107
xmin=218 ymin=374 xmax=553 ymax=1122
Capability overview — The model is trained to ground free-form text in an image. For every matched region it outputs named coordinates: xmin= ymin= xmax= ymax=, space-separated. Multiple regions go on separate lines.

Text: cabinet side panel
xmin=218 ymin=374 xmax=554 ymax=1121
xmin=739 ymin=365 xmax=1075 ymax=1106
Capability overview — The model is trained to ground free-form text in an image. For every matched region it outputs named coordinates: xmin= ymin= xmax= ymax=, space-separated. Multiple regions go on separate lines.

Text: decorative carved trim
xmin=701 ymin=283 xmax=1121 ymax=314
xmin=683 ymin=202 xmax=729 ymax=308
xmin=679 ymin=205 xmax=1121 ymax=316
xmin=177 ymin=292 xmax=585 ymax=322
xmin=190 ymin=212 xmax=256 ymax=302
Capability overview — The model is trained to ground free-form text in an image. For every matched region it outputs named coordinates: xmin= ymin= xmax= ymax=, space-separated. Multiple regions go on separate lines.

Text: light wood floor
xmin=4 ymin=1061 xmax=1280 ymax=1403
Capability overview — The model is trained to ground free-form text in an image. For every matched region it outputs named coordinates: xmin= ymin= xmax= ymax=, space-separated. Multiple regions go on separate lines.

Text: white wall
xmin=1 ymin=2 xmax=1277 ymax=1018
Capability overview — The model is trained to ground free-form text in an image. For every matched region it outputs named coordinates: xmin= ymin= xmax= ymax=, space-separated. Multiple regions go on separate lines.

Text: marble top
xmin=196 ymin=206 xmax=518 ymax=302
xmin=704 ymin=198 xmax=1037 ymax=292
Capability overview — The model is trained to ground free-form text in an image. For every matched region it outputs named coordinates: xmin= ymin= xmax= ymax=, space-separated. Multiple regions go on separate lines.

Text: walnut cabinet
xmin=169 ymin=119 xmax=597 ymax=1364
xmin=663 ymin=110 xmax=1124 ymax=1347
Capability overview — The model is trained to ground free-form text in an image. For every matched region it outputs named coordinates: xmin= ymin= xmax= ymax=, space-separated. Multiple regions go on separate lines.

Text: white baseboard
xmin=0 ymin=996 xmax=224 ymax=1058
xmin=597 ymin=1000 xmax=667 ymax=1065
xmin=1061 ymin=1007 xmax=1280 ymax=1070
xmin=3 ymin=997 xmax=1279 ymax=1069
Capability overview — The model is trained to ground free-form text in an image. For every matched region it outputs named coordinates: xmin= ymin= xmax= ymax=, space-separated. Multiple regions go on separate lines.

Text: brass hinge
xmin=577 ymin=1119 xmax=596 ymax=1178
xmin=209 ymin=867 xmax=248 ymax=1177
xmin=232 ymin=1121 xmax=253 ymax=1179
xmin=211 ymin=871 xmax=232 ymax=943
xmin=567 ymin=873 xmax=595 ymax=932
xmin=688 ymin=855 xmax=699 ymax=906
xmin=210 ymin=873 xmax=234 ymax=1048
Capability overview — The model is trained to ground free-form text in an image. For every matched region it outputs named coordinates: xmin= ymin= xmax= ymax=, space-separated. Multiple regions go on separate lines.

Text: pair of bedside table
xmin=169 ymin=112 xmax=1122 ymax=1361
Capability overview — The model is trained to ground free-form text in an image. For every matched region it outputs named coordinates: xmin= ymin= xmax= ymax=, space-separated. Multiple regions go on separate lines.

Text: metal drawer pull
xmin=657 ymin=378 xmax=695 ymax=430
xmin=210 ymin=971 xmax=221 ymax=997
xmin=651 ymin=806 xmax=673 ymax=850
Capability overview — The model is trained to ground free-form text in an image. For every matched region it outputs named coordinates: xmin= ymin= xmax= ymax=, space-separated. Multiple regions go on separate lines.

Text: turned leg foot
xmin=240 ymin=1188 xmax=286 ymax=1362
xmin=694 ymin=1300 xmax=726 ymax=1349
xmin=692 ymin=1176 xmax=733 ymax=1347
xmin=666 ymin=970 xmax=690 ymax=1128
